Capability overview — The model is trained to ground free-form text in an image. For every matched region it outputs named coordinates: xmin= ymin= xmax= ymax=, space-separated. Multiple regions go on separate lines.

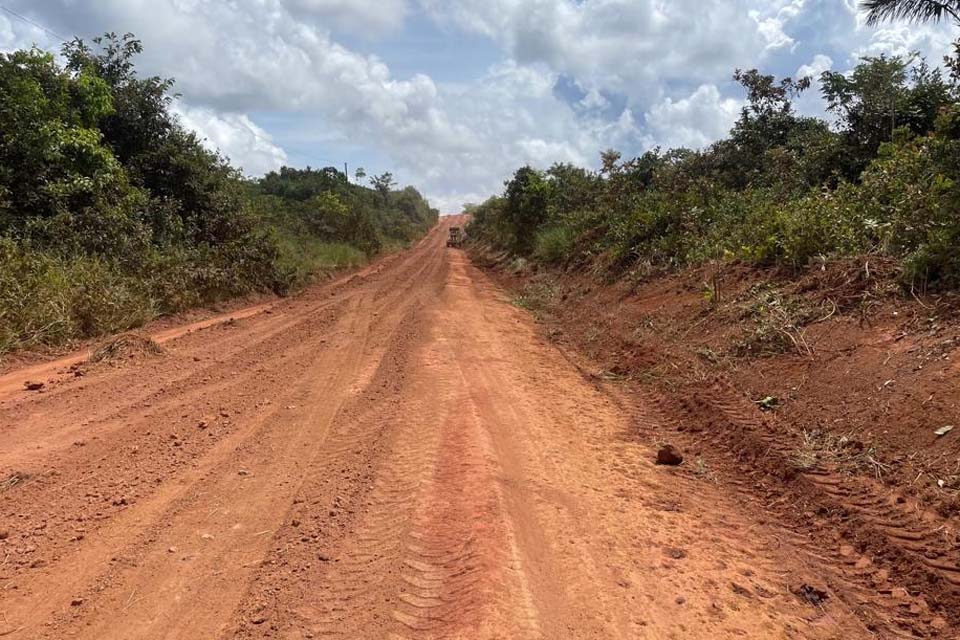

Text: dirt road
xmin=1 ymin=218 xmax=879 ymax=638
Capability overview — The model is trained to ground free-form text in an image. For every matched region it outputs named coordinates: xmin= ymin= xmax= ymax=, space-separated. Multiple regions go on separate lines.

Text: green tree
xmin=369 ymin=172 xmax=396 ymax=206
xmin=503 ymin=167 xmax=550 ymax=255
xmin=822 ymin=55 xmax=952 ymax=177
xmin=714 ymin=69 xmax=814 ymax=188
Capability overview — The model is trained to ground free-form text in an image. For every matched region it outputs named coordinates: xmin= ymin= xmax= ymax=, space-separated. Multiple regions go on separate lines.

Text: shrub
xmin=468 ymin=52 xmax=960 ymax=294
xmin=0 ymin=238 xmax=154 ymax=353
xmin=0 ymin=35 xmax=436 ymax=356
xmin=533 ymin=226 xmax=577 ymax=264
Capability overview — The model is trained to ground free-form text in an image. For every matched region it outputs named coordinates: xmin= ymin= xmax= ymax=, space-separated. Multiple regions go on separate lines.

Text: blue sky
xmin=2 ymin=1 xmax=958 ymax=212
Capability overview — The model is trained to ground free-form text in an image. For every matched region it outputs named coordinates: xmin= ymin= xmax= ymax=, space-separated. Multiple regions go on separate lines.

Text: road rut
xmin=1 ymin=218 xmax=873 ymax=638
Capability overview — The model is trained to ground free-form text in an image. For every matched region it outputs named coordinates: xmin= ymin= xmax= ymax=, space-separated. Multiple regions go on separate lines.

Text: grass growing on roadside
xmin=511 ymin=279 xmax=561 ymax=317
xmin=533 ymin=226 xmax=577 ymax=264
xmin=0 ymin=241 xmax=157 ymax=355
xmin=276 ymin=233 xmax=368 ymax=290
xmin=791 ymin=430 xmax=881 ymax=476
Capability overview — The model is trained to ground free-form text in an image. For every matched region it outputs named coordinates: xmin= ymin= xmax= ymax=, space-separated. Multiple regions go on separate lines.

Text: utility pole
xmin=344 ymin=162 xmax=349 ymax=183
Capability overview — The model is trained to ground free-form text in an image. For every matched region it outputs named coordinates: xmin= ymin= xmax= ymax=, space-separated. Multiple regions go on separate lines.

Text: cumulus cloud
xmin=3 ymin=0 xmax=960 ymax=210
xmin=173 ymin=105 xmax=288 ymax=176
xmin=644 ymin=85 xmax=742 ymax=150
xmin=419 ymin=0 xmax=784 ymax=101
xmin=797 ymin=54 xmax=833 ymax=79
xmin=282 ymin=0 xmax=408 ymax=36
xmin=855 ymin=23 xmax=958 ymax=62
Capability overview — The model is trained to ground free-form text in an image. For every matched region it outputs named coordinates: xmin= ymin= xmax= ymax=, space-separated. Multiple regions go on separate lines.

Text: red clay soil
xmin=0 ymin=219 xmax=946 ymax=638
xmin=478 ymin=249 xmax=960 ymax=638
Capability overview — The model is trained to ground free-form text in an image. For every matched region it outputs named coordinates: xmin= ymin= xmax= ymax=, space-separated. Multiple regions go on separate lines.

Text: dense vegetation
xmin=468 ymin=48 xmax=960 ymax=292
xmin=0 ymin=34 xmax=437 ymax=355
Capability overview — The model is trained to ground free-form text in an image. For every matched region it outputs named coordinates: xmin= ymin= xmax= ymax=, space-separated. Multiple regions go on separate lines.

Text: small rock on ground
xmin=656 ymin=444 xmax=683 ymax=466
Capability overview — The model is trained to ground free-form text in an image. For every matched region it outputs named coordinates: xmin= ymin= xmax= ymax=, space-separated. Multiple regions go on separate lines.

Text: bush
xmin=468 ymin=53 xmax=960 ymax=293
xmin=0 ymin=35 xmax=436 ymax=356
xmin=533 ymin=226 xmax=577 ymax=264
xmin=0 ymin=238 xmax=154 ymax=353
xmin=275 ymin=234 xmax=366 ymax=291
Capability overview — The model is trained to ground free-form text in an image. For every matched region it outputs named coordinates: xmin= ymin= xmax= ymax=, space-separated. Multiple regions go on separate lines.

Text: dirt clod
xmin=793 ymin=583 xmax=829 ymax=607
xmin=656 ymin=444 xmax=684 ymax=466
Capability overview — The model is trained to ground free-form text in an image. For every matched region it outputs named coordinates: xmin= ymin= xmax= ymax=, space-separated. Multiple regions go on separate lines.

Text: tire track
xmin=638 ymin=380 xmax=958 ymax=636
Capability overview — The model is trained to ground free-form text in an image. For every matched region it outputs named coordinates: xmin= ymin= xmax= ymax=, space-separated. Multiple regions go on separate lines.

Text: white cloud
xmin=855 ymin=23 xmax=959 ymax=62
xmin=579 ymin=88 xmax=610 ymax=112
xmin=797 ymin=53 xmax=833 ymax=79
xmin=0 ymin=13 xmax=52 ymax=52
xmin=4 ymin=0 xmax=960 ymax=210
xmin=173 ymin=104 xmax=288 ymax=176
xmin=644 ymin=85 xmax=742 ymax=150
xmin=752 ymin=11 xmax=795 ymax=51
xmin=419 ymin=0 xmax=799 ymax=101
xmin=282 ymin=0 xmax=408 ymax=36
xmin=417 ymin=61 xmax=642 ymax=209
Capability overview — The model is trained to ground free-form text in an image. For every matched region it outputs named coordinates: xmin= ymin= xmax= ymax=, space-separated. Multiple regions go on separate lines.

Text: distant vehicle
xmin=446 ymin=226 xmax=464 ymax=248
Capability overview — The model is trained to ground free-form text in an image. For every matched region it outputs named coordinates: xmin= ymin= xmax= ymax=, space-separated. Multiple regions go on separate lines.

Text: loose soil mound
xmin=88 ymin=333 xmax=164 ymax=364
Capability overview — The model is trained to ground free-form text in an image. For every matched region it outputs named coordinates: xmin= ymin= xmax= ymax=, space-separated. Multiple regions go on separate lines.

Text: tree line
xmin=0 ymin=33 xmax=437 ymax=355
xmin=468 ymin=5 xmax=960 ymax=291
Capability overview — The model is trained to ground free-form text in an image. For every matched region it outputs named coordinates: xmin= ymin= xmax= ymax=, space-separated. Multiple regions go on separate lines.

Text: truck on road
xmin=447 ymin=226 xmax=464 ymax=248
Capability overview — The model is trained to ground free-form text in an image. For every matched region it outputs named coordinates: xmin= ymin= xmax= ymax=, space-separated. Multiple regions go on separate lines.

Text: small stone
xmin=238 ymin=470 xmax=250 ymax=476
xmin=24 ymin=381 xmax=44 ymax=391
xmin=0 ymin=530 xmax=9 ymax=540
xmin=793 ymin=582 xmax=829 ymax=607
xmin=70 ymin=598 xmax=84 ymax=607
xmin=656 ymin=444 xmax=683 ymax=466
xmin=675 ymin=596 xmax=686 ymax=605
xmin=168 ymin=546 xmax=178 ymax=553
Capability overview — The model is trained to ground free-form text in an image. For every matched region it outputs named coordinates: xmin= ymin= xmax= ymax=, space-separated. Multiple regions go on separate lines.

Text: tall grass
xmin=0 ymin=239 xmax=155 ymax=354
xmin=275 ymin=233 xmax=368 ymax=292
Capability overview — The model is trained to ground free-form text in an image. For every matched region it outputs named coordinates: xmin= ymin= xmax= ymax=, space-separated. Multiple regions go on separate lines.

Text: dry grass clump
xmin=89 ymin=333 xmax=164 ymax=364
xmin=791 ymin=430 xmax=885 ymax=477
xmin=0 ymin=471 xmax=30 ymax=492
